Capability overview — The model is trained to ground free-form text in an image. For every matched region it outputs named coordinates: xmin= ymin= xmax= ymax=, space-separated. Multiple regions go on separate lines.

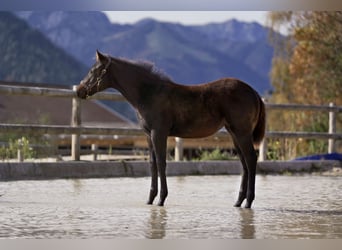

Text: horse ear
xmin=96 ymin=50 xmax=107 ymax=63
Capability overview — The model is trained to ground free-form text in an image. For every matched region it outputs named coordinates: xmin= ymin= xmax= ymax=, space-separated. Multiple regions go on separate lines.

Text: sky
xmin=103 ymin=11 xmax=268 ymax=26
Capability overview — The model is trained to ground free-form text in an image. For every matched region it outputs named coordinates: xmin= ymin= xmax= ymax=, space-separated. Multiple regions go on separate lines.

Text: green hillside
xmin=0 ymin=12 xmax=87 ymax=85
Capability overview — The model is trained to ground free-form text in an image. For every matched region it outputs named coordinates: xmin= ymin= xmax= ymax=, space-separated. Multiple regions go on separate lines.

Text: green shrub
xmin=0 ymin=136 xmax=36 ymax=160
xmin=198 ymin=148 xmax=234 ymax=161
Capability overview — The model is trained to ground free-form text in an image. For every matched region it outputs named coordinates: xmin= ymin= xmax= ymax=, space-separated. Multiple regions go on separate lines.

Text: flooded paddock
xmin=0 ymin=175 xmax=341 ymax=239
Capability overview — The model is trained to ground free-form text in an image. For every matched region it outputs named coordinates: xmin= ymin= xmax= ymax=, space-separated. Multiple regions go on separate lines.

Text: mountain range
xmin=15 ymin=11 xmax=274 ymax=94
xmin=0 ymin=12 xmax=87 ymax=85
xmin=1 ymin=11 xmax=277 ymax=121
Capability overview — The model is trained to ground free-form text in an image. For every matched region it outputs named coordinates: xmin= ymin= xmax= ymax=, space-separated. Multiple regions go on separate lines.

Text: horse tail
xmin=253 ymin=95 xmax=266 ymax=145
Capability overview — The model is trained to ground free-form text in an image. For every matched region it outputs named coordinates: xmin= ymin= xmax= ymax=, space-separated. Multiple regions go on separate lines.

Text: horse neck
xmin=109 ymin=61 xmax=162 ymax=109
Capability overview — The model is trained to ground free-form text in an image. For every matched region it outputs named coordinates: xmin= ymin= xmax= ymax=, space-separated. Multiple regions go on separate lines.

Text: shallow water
xmin=0 ymin=175 xmax=341 ymax=239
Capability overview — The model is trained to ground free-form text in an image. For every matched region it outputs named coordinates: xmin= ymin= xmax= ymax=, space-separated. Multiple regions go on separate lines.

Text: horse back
xmin=166 ymin=78 xmax=260 ymax=138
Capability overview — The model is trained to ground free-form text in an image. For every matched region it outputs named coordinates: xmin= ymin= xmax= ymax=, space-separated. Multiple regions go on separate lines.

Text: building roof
xmin=0 ymin=83 xmax=135 ymax=128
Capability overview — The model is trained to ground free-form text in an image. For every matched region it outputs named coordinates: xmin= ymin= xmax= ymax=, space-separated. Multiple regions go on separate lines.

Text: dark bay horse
xmin=76 ymin=50 xmax=266 ymax=208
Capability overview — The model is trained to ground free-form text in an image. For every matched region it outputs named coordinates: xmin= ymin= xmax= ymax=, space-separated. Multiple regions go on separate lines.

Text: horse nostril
xmin=76 ymin=87 xmax=86 ymax=99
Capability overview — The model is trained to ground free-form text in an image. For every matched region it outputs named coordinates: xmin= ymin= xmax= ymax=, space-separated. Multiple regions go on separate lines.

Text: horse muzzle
xmin=76 ymin=84 xmax=88 ymax=99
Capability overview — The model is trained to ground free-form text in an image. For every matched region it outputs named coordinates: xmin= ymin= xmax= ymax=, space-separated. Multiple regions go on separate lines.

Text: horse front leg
xmin=151 ymin=130 xmax=168 ymax=206
xmin=147 ymin=136 xmax=158 ymax=205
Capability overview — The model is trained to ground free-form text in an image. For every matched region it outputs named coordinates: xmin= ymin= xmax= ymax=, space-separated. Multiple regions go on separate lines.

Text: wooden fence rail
xmin=0 ymin=124 xmax=144 ymax=136
xmin=1 ymin=83 xmax=341 ymax=161
xmin=1 ymin=124 xmax=341 ymax=139
xmin=0 ymin=84 xmax=125 ymax=101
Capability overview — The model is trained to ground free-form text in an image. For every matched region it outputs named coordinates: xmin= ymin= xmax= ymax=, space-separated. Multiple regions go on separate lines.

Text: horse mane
xmin=115 ymin=57 xmax=173 ymax=82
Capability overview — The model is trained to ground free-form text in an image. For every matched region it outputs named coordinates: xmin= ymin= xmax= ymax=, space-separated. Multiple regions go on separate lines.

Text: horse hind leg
xmin=232 ymin=139 xmax=248 ymax=207
xmin=237 ymin=134 xmax=257 ymax=208
xmin=228 ymin=127 xmax=257 ymax=208
xmin=147 ymin=136 xmax=158 ymax=205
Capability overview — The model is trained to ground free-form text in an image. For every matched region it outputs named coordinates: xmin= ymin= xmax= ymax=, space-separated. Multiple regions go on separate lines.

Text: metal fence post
xmin=71 ymin=85 xmax=81 ymax=161
xmin=328 ymin=102 xmax=336 ymax=153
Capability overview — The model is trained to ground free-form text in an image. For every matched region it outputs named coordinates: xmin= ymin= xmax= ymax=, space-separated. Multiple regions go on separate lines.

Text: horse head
xmin=76 ymin=50 xmax=112 ymax=99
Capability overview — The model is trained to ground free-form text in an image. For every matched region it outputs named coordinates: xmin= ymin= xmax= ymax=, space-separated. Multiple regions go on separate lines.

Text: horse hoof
xmin=157 ymin=200 xmax=165 ymax=206
xmin=234 ymin=200 xmax=243 ymax=207
xmin=244 ymin=202 xmax=253 ymax=209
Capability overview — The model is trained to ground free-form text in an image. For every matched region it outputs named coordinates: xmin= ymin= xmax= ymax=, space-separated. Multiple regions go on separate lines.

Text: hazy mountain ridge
xmin=0 ymin=12 xmax=87 ymax=85
xmin=15 ymin=11 xmax=275 ymax=94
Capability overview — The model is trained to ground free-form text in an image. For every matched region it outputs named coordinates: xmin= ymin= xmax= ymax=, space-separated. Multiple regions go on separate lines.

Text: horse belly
xmin=170 ymin=117 xmax=224 ymax=138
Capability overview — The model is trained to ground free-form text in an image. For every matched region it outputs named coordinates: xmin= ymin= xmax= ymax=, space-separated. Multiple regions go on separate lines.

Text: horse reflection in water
xmin=239 ymin=209 xmax=255 ymax=238
xmin=145 ymin=207 xmax=167 ymax=239
xmin=76 ymin=51 xmax=266 ymax=208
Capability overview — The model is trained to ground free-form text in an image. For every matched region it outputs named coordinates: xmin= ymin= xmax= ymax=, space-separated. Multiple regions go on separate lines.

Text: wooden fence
xmin=0 ymin=83 xmax=341 ymax=161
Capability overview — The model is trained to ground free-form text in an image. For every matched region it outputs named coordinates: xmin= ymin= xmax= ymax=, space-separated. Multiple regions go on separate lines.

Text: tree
xmin=267 ymin=11 xmax=342 ymax=159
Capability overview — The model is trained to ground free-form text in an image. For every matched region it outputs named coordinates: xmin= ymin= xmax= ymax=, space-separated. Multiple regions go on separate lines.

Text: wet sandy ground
xmin=0 ymin=175 xmax=341 ymax=239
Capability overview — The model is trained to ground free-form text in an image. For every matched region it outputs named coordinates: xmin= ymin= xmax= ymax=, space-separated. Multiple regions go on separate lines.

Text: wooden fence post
xmin=258 ymin=97 xmax=267 ymax=161
xmin=17 ymin=138 xmax=24 ymax=162
xmin=92 ymin=143 xmax=98 ymax=161
xmin=328 ymin=102 xmax=336 ymax=154
xmin=175 ymin=137 xmax=184 ymax=161
xmin=258 ymin=138 xmax=267 ymax=162
xmin=71 ymin=85 xmax=81 ymax=161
